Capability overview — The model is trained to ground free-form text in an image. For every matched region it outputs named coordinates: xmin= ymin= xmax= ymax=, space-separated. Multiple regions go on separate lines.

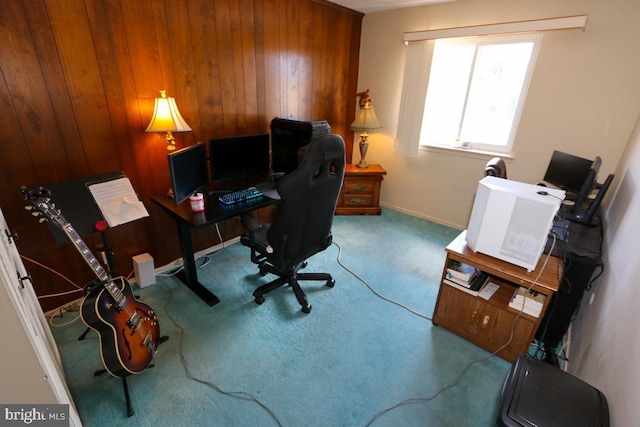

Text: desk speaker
xmin=132 ymin=253 xmax=155 ymax=288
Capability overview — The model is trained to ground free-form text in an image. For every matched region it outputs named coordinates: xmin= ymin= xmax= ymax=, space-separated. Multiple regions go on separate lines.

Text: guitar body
xmin=80 ymin=278 xmax=160 ymax=378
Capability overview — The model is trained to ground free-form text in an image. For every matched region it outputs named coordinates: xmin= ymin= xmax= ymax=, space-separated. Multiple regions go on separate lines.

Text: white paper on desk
xmin=87 ymin=178 xmax=149 ymax=227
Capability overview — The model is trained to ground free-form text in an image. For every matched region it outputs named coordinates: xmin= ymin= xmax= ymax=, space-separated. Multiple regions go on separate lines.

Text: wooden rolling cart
xmin=433 ymin=231 xmax=562 ymax=362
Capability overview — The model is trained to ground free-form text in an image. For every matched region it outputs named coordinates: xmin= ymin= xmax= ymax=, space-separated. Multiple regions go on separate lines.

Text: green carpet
xmin=50 ymin=208 xmax=511 ymax=426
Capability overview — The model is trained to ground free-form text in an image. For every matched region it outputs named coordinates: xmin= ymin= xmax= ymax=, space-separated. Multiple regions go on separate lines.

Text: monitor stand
xmin=565 ymin=173 xmax=614 ymax=226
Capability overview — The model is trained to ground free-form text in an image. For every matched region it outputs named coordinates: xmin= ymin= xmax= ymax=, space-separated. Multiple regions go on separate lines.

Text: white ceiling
xmin=331 ymin=0 xmax=453 ymax=14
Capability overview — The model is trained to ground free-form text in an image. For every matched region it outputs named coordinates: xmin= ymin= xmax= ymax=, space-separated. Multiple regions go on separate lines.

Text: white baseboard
xmin=380 ymin=202 xmax=465 ymax=230
xmin=154 ymin=236 xmax=241 ymax=274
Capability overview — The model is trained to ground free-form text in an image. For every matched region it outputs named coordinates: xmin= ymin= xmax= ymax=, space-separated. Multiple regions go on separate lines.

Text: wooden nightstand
xmin=335 ymin=164 xmax=386 ymax=215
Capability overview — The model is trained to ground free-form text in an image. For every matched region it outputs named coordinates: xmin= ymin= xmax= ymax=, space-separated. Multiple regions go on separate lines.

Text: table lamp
xmin=350 ymin=89 xmax=382 ymax=168
xmin=146 ymin=90 xmax=192 ymax=151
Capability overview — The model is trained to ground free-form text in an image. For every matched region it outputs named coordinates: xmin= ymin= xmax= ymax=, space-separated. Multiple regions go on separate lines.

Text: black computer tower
xmin=270 ymin=117 xmax=331 ymax=175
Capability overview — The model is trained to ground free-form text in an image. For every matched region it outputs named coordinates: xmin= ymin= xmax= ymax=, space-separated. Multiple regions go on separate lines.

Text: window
xmin=419 ymin=33 xmax=541 ymax=154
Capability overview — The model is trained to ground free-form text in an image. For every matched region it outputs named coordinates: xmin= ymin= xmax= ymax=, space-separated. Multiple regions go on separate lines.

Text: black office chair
xmin=240 ymin=133 xmax=346 ymax=313
xmin=485 ymin=157 xmax=507 ymax=178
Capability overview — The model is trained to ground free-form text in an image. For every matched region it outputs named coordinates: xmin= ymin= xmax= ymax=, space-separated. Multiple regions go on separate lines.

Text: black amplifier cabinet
xmin=270 ymin=117 xmax=331 ymax=175
xmin=537 ymin=217 xmax=603 ymax=362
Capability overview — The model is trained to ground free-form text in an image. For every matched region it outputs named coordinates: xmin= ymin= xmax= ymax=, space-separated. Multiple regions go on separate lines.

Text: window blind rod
xmin=403 ymin=15 xmax=588 ymax=43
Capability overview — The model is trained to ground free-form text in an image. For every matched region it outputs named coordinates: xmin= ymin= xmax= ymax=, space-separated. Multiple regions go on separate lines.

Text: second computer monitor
xmin=209 ymin=133 xmax=270 ymax=187
xmin=168 ymin=142 xmax=209 ymax=205
xmin=543 ymin=150 xmax=594 ymax=194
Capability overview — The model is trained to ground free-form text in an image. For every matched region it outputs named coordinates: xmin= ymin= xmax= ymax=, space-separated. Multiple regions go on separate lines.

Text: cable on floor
xmin=332 ymin=241 xmax=432 ymax=320
xmin=334 ymin=237 xmax=556 ymax=426
xmin=162 ymin=289 xmax=283 ymax=427
xmin=47 ymin=306 xmax=82 ymax=327
xmin=364 ymin=348 xmax=501 ymax=426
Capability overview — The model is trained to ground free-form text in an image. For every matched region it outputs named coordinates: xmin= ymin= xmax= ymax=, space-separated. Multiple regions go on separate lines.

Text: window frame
xmin=418 ymin=32 xmax=542 ymax=155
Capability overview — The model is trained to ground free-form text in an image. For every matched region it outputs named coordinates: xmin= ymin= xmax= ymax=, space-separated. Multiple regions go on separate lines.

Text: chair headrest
xmin=303 ymin=134 xmax=345 ymax=162
xmin=485 ymin=157 xmax=507 ymax=179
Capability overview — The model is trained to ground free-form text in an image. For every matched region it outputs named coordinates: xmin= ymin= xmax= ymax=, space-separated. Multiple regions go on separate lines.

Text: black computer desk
xmin=537 ymin=209 xmax=603 ymax=365
xmin=152 ymin=183 xmax=279 ymax=306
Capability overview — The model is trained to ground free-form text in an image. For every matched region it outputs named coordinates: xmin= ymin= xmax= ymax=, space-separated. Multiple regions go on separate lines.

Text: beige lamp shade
xmin=350 ymin=104 xmax=382 ymax=133
xmin=146 ymin=90 xmax=191 ymax=150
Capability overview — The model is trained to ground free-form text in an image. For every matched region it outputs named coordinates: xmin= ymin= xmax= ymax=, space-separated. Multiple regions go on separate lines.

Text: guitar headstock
xmin=21 ymin=186 xmax=67 ymax=228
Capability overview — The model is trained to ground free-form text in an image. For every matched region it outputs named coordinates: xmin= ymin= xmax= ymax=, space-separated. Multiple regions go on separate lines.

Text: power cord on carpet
xmin=162 ymin=288 xmax=283 ymax=427
xmin=364 ymin=348 xmax=502 ymax=426
xmin=332 ymin=241 xmax=432 ymax=320
xmin=333 ymin=237 xmax=557 ymax=426
xmin=334 ymin=240 xmax=506 ymax=424
xmin=47 ymin=305 xmax=83 ymax=327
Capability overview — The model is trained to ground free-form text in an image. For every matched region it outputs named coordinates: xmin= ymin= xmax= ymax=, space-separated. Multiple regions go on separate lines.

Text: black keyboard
xmin=218 ymin=187 xmax=263 ymax=205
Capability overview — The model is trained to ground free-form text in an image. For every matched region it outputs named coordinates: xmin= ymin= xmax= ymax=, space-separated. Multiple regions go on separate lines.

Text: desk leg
xmin=174 ymin=221 xmax=220 ymax=306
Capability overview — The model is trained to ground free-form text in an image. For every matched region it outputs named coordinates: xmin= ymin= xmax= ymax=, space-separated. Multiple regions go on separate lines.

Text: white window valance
xmin=403 ymin=15 xmax=588 ymax=43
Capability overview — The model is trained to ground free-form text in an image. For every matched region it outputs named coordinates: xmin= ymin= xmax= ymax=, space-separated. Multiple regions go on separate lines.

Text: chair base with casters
xmin=252 ymin=259 xmax=335 ymax=313
xmin=241 ymin=227 xmax=336 ymax=313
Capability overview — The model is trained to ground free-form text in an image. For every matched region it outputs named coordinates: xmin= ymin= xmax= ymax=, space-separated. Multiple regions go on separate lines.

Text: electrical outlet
xmin=61 ymin=298 xmax=82 ymax=313
xmin=45 ymin=297 xmax=82 ymax=318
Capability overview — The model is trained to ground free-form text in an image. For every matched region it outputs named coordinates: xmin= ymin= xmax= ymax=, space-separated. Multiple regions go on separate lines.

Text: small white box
xmin=132 ymin=253 xmax=155 ymax=288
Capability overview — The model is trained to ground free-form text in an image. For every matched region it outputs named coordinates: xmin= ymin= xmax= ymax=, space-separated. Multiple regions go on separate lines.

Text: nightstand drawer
xmin=342 ymin=181 xmax=375 ymax=194
xmin=341 ymin=194 xmax=374 ymax=207
xmin=335 ymin=164 xmax=386 ymax=216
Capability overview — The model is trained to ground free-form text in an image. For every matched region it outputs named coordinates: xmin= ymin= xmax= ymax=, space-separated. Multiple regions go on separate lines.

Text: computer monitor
xmin=543 ymin=151 xmax=612 ymax=226
xmin=167 ymin=142 xmax=208 ymax=205
xmin=543 ymin=151 xmax=594 ymax=194
xmin=209 ymin=134 xmax=270 ymax=187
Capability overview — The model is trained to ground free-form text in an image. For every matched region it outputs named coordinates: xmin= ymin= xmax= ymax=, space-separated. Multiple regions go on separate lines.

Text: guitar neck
xmin=61 ymin=223 xmax=126 ymax=307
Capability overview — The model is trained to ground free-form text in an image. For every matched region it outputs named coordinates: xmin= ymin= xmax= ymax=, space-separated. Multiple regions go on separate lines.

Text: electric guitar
xmin=23 ymin=187 xmax=160 ymax=378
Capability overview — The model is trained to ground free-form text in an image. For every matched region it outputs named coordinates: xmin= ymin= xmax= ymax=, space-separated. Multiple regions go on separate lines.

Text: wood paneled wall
xmin=0 ymin=0 xmax=362 ymax=311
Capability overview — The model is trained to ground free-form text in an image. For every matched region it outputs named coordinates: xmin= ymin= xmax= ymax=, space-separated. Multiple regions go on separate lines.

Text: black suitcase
xmin=270 ymin=117 xmax=331 ymax=175
xmin=498 ymin=355 xmax=609 ymax=427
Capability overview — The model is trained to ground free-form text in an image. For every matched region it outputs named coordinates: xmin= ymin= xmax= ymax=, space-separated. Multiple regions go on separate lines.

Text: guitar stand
xmin=93 ymin=336 xmax=169 ymax=417
xmin=93 ymin=371 xmax=135 ymax=417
